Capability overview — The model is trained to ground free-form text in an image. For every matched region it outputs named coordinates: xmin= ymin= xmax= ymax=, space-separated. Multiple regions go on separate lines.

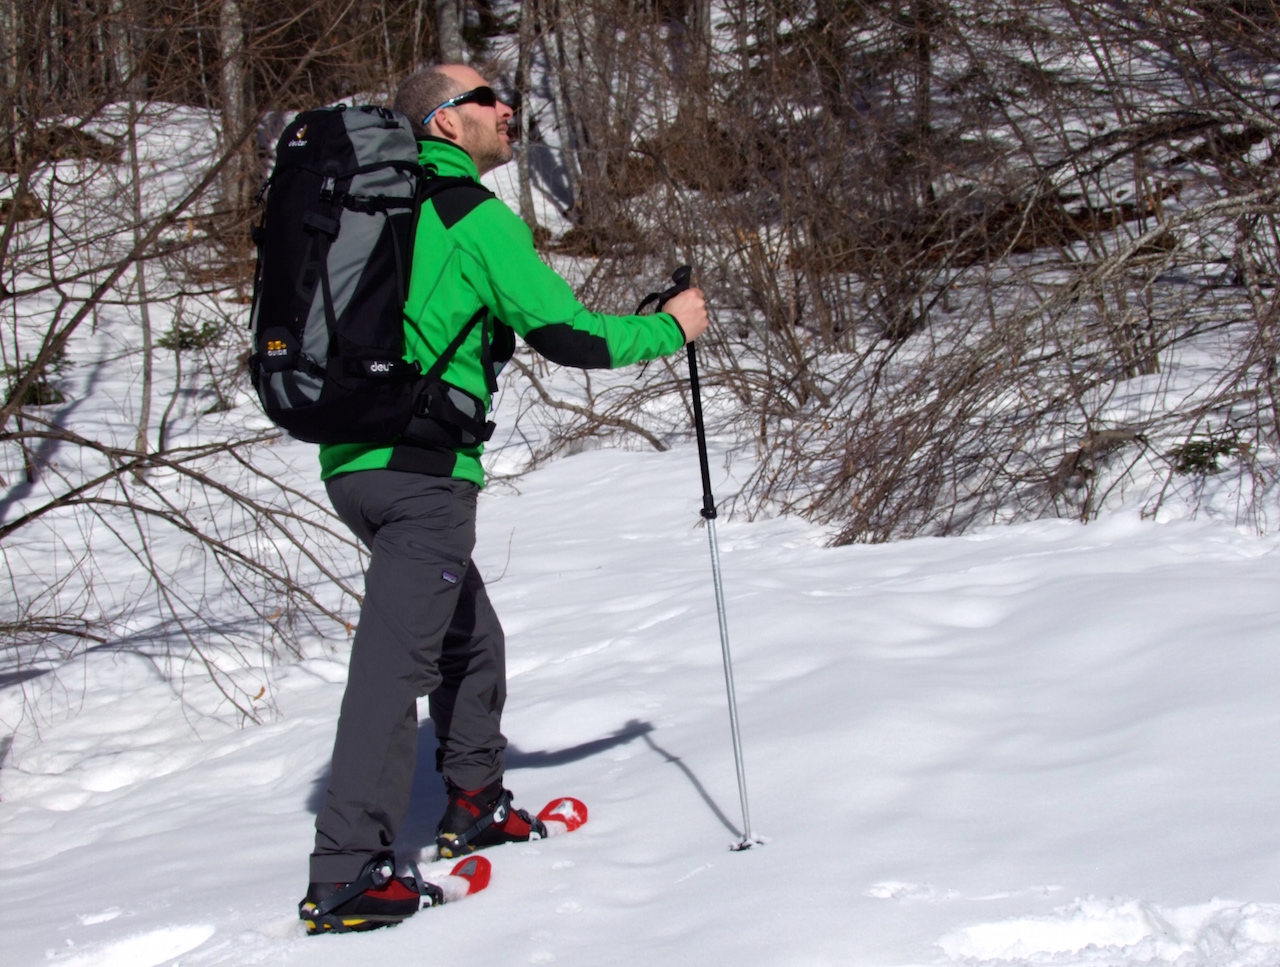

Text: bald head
xmin=395 ymin=66 xmax=465 ymax=140
xmin=394 ymin=63 xmax=514 ymax=175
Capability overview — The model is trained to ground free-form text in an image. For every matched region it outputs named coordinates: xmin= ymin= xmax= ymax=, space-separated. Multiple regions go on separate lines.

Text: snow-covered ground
xmin=3 ymin=439 xmax=1280 ymax=967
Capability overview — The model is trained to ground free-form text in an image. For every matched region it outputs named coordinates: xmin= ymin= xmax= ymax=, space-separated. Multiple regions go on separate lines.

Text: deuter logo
xmin=288 ymin=124 xmax=308 ymax=148
xmin=265 ymin=339 xmax=289 ymax=357
xmin=367 ymin=360 xmax=394 ymax=375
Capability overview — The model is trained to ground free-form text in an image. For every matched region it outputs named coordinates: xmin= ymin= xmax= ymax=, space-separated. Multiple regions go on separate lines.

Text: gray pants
xmin=310 ymin=470 xmax=507 ymax=882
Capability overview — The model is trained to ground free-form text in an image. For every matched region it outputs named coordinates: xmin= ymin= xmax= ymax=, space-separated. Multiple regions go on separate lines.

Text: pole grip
xmin=638 ymin=265 xmax=714 ymax=519
xmin=687 ymin=341 xmax=717 ymax=520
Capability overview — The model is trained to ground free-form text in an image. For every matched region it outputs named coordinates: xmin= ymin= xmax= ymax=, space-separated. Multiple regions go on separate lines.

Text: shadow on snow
xmin=304 ymin=717 xmax=740 ymax=856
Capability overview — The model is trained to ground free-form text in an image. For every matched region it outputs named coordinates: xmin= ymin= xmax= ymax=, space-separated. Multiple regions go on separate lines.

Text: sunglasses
xmin=422 ymin=86 xmax=499 ymax=128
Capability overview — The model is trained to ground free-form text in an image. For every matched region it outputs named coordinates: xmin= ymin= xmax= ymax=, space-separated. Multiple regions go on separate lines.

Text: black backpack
xmin=248 ymin=104 xmax=494 ymax=448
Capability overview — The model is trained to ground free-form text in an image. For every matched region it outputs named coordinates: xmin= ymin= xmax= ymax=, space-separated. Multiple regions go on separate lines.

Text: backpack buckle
xmin=302 ymin=210 xmax=339 ymax=237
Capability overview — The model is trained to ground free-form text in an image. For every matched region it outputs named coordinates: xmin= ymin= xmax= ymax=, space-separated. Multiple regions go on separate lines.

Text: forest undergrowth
xmin=1 ymin=0 xmax=1277 ymax=717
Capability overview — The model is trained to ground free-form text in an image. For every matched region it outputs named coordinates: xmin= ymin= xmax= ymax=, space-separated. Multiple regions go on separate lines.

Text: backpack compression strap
xmin=386 ymin=308 xmax=488 ymax=476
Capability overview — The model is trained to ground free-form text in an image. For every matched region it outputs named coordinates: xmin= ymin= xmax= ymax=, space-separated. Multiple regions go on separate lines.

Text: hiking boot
xmin=299 ymin=855 xmax=442 ymax=935
xmin=435 ymin=778 xmax=546 ymax=858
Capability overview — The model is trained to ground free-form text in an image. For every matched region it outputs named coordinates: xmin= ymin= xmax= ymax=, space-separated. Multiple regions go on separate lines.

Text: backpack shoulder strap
xmin=421 ymin=308 xmax=487 ymax=384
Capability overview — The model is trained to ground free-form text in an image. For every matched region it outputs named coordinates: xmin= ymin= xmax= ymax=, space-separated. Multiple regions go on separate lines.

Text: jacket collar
xmin=418 ymin=137 xmax=480 ymax=180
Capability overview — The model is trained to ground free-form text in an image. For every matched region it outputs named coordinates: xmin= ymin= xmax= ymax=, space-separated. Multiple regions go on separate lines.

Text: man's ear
xmin=432 ymin=109 xmax=461 ymax=143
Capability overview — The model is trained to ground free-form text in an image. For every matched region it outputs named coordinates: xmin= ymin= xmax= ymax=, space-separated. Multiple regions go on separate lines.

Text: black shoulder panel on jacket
xmin=432 ymin=183 xmax=496 ymax=230
xmin=525 ymin=324 xmax=612 ymax=369
xmin=432 ymin=181 xmax=496 ymax=229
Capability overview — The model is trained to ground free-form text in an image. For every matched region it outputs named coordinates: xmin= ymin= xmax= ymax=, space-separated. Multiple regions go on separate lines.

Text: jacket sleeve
xmin=449 ymin=199 xmax=686 ymax=368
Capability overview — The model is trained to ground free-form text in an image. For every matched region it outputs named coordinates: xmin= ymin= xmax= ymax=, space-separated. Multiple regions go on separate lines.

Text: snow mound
xmin=867 ymin=881 xmax=944 ymax=900
xmin=940 ymin=897 xmax=1280 ymax=966
xmin=57 ymin=924 xmax=215 ymax=967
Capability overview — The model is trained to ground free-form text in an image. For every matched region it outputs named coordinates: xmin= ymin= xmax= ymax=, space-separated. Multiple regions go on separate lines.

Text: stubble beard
xmin=464 ymin=114 xmax=513 ymax=175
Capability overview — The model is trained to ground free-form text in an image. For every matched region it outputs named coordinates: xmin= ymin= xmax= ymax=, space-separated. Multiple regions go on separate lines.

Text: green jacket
xmin=319 ymin=138 xmax=686 ymax=486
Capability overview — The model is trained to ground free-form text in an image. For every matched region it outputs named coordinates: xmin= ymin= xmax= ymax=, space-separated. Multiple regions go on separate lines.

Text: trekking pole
xmin=638 ymin=266 xmax=759 ymax=851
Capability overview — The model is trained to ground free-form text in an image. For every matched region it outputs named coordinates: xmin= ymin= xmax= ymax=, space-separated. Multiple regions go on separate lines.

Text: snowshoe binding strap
xmin=310 ymin=855 xmax=395 ymax=919
xmin=404 ymin=859 xmax=446 ymax=909
xmin=440 ymin=789 xmax=546 ymax=853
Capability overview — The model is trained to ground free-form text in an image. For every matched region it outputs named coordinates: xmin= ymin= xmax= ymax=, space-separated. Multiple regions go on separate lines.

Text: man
xmin=299 ymin=63 xmax=708 ymax=933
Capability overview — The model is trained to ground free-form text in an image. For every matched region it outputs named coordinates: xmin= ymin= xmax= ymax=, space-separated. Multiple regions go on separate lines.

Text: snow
xmin=4 ymin=439 xmax=1280 ymax=966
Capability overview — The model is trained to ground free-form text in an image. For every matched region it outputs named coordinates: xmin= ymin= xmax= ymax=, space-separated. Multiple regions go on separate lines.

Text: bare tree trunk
xmin=0 ymin=0 xmax=12 ymax=90
xmin=436 ymin=0 xmax=465 ymax=63
xmin=193 ymin=0 xmax=209 ymax=109
xmin=912 ymin=0 xmax=934 ymax=189
xmin=689 ymin=0 xmax=712 ymax=104
xmin=127 ymin=93 xmax=153 ymax=477
xmin=667 ymin=0 xmax=712 ymax=159
xmin=515 ymin=0 xmax=538 ymax=231
xmin=412 ymin=0 xmax=427 ymax=66
xmin=0 ymin=0 xmax=16 ymax=165
xmin=539 ymin=0 xmax=580 ymax=211
xmin=40 ymin=2 xmax=51 ymax=95
xmin=15 ymin=412 xmax=36 ymax=483
xmin=109 ymin=0 xmax=132 ymax=88
xmin=218 ymin=0 xmax=246 ymax=210
xmin=379 ymin=0 xmax=394 ymax=88
xmin=157 ymin=298 xmax=185 ymax=455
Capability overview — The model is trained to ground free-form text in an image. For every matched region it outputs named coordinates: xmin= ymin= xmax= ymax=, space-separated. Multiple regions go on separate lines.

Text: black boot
xmin=299 ymin=855 xmax=441 ymax=935
xmin=436 ymin=779 xmax=546 ymax=858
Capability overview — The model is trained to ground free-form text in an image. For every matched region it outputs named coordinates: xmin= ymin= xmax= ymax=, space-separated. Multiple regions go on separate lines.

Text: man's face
xmin=436 ymin=66 xmax=514 ymax=175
